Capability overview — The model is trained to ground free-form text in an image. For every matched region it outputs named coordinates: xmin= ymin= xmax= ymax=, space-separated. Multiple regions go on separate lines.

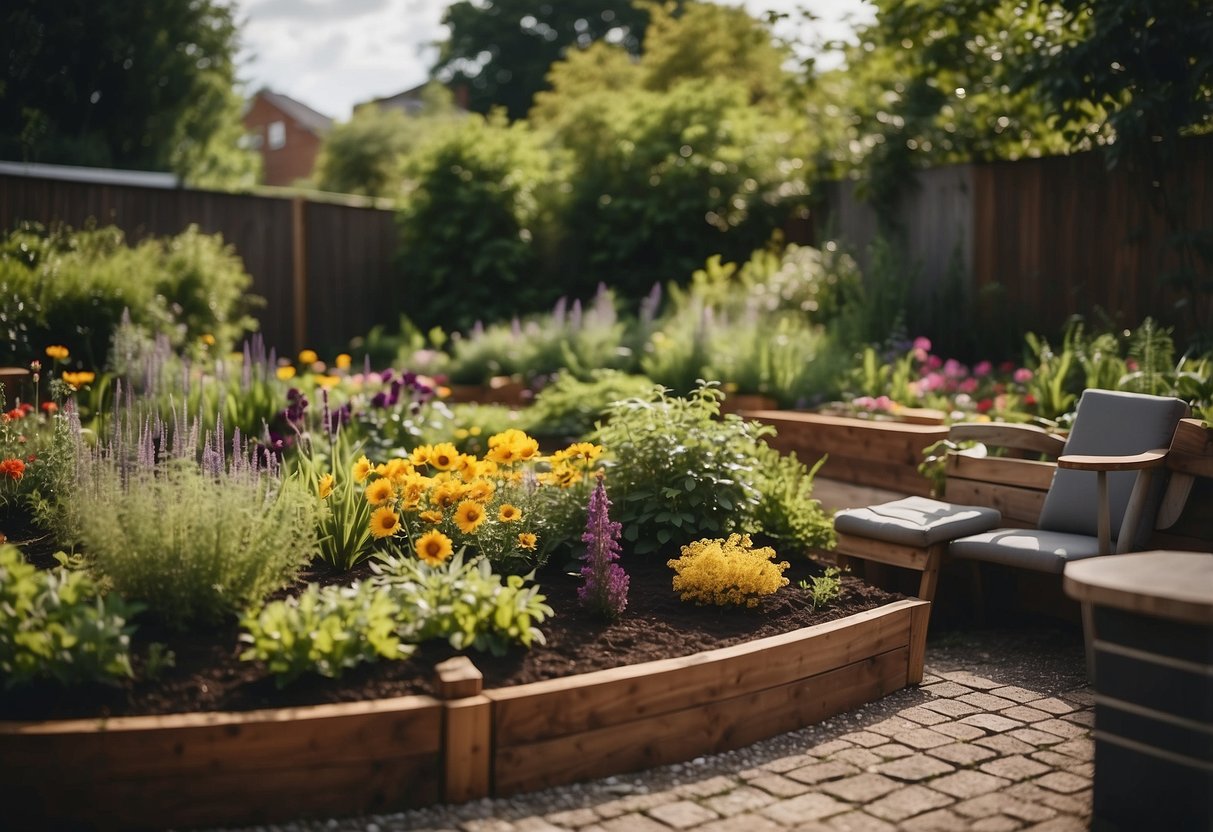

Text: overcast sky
xmin=235 ymin=0 xmax=873 ymax=121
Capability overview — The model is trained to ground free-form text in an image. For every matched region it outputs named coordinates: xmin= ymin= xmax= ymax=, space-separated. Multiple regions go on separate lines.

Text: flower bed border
xmin=0 ymin=598 xmax=929 ymax=831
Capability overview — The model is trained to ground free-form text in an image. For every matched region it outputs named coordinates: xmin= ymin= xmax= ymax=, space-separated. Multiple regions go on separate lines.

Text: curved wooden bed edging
xmin=0 ymin=598 xmax=930 ymax=831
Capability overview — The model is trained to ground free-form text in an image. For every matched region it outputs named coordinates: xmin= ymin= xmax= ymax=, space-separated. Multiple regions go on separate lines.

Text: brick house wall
xmin=243 ymin=91 xmax=330 ymax=187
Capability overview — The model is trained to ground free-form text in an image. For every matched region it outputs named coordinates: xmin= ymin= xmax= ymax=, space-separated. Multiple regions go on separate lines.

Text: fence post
xmin=291 ymin=196 xmax=307 ymax=355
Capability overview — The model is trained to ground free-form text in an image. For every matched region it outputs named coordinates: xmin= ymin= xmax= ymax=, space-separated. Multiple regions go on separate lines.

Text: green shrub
xmin=525 ymin=370 xmax=656 ymax=438
xmin=239 ymin=581 xmax=412 ymax=687
xmin=0 ymin=223 xmax=258 ymax=368
xmin=370 ymin=550 xmax=552 ymax=656
xmin=749 ymin=444 xmax=835 ymax=552
xmin=0 ymin=386 xmax=77 ymax=533
xmin=0 ymin=545 xmax=139 ymax=688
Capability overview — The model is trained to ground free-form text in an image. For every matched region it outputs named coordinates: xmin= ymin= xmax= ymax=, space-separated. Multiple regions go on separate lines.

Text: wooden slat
xmin=947 ymin=454 xmax=1056 ymax=492
xmin=493 ymin=647 xmax=911 ymax=796
xmin=487 ymin=601 xmax=921 ymax=746
xmin=443 ymin=695 xmax=492 ymax=803
xmin=835 ymin=533 xmax=932 ymax=571
xmin=946 ymin=480 xmax=1047 ymax=527
xmin=820 ymin=456 xmax=934 ymax=496
xmin=908 ymin=602 xmax=931 ymax=684
xmin=949 ymin=422 xmax=1067 ymax=456
xmin=435 ymin=655 xmax=484 ymax=699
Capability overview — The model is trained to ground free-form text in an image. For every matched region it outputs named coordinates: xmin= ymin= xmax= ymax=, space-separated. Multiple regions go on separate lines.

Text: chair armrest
xmin=1057 ymin=449 xmax=1169 ymax=471
xmin=949 ymin=422 xmax=1067 ymax=456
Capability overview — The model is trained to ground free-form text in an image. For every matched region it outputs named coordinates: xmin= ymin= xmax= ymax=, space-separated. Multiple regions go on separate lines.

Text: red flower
xmin=1024 ymin=394 xmax=1038 ymax=407
xmin=0 ymin=458 xmax=26 ymax=481
xmin=976 ymin=398 xmax=994 ymax=414
xmin=3 ymin=408 xmax=23 ymax=422
xmin=40 ymin=401 xmax=58 ymax=415
xmin=18 ymin=402 xmax=33 ymax=414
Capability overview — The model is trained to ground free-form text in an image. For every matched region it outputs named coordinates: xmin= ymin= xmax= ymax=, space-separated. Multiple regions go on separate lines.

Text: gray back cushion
xmin=1038 ymin=389 xmax=1188 ymax=542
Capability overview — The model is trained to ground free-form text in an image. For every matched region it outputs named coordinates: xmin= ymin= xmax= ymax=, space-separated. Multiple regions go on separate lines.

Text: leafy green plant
xmin=524 ymin=370 xmax=655 ymax=439
xmin=800 ymin=566 xmax=844 ymax=611
xmin=239 ymin=581 xmax=412 ymax=687
xmin=667 ymin=533 xmax=790 ymax=608
xmin=291 ymin=429 xmax=375 ymax=571
xmin=749 ymin=444 xmax=835 ymax=552
xmin=370 ymin=550 xmax=552 ymax=656
xmin=0 ymin=544 xmax=140 ymax=688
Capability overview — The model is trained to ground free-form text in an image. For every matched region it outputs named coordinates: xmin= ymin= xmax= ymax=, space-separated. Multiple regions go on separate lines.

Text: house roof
xmin=256 ymin=89 xmax=333 ymax=135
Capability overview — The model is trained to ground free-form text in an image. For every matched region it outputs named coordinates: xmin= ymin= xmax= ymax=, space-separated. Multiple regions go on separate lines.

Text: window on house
xmin=268 ymin=121 xmax=286 ymax=150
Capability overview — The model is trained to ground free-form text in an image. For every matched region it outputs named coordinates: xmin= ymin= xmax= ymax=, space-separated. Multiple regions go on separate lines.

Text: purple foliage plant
xmin=578 ymin=473 xmax=629 ymax=619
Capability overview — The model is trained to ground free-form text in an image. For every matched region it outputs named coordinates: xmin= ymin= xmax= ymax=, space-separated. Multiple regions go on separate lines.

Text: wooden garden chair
xmin=833 ymin=389 xmax=1191 ymax=605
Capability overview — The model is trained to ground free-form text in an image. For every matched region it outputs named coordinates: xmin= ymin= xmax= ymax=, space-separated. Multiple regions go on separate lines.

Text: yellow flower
xmin=419 ymin=509 xmax=443 ymax=524
xmin=486 ymin=443 xmax=518 ymax=465
xmin=61 ymin=371 xmax=96 ymax=387
xmin=200 ymin=333 xmax=216 ymax=346
xmin=298 ymin=349 xmax=318 ymax=365
xmin=409 ymin=445 xmax=432 ymax=467
xmin=369 ymin=506 xmax=401 ymax=539
xmin=466 ymin=478 xmax=495 ymax=503
xmin=517 ymin=532 xmax=538 ymax=551
xmin=317 ymin=474 xmax=334 ymax=500
xmin=398 ymin=473 xmax=429 ymax=509
xmin=415 ymin=530 xmax=454 ymax=565
xmin=432 ymin=480 xmax=464 ymax=509
xmin=352 ymin=455 xmax=373 ymax=483
xmin=335 ymin=353 xmax=352 ymax=370
xmin=276 ymin=365 xmax=296 ymax=381
xmin=45 ymin=345 xmax=69 ymax=360
xmin=364 ymin=477 xmax=395 ymax=506
xmin=428 ymin=442 xmax=459 ymax=471
xmin=454 ymin=500 xmax=486 ymax=534
xmin=498 ymin=504 xmax=522 ymax=522
xmin=315 ymin=374 xmax=340 ymax=388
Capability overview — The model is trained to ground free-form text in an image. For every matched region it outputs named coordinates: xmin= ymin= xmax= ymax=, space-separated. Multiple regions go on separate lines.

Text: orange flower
xmin=498 ymin=504 xmax=522 ymax=522
xmin=0 ymin=458 xmax=26 ymax=481
xmin=369 ymin=506 xmax=401 ymax=538
xmin=453 ymin=500 xmax=486 ymax=534
xmin=428 ymin=442 xmax=459 ymax=471
xmin=415 ymin=530 xmax=454 ymax=565
xmin=517 ymin=532 xmax=538 ymax=551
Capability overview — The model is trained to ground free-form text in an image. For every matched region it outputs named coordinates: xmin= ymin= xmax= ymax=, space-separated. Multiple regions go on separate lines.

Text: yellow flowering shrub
xmin=361 ymin=429 xmax=603 ymax=569
xmin=667 ymin=534 xmax=789 ymax=608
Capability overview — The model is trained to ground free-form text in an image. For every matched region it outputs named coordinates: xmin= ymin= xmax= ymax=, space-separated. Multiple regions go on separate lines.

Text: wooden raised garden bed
xmin=0 ymin=598 xmax=929 ymax=831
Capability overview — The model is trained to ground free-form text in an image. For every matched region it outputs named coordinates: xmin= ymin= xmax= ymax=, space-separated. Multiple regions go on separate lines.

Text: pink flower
xmin=1013 ymin=368 xmax=1033 ymax=384
xmin=959 ymin=378 xmax=979 ymax=394
xmin=943 ymin=359 xmax=966 ymax=378
xmin=973 ymin=361 xmax=992 ymax=377
xmin=912 ymin=337 xmax=932 ymax=353
xmin=926 ymin=355 xmax=944 ymax=371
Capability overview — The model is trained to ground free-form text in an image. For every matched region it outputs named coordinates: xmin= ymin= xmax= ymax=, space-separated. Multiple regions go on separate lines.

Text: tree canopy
xmin=0 ymin=0 xmax=256 ymax=187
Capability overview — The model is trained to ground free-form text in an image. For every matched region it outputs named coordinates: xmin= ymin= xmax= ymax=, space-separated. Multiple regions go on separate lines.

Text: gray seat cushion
xmin=834 ymin=496 xmax=1003 ymax=548
xmin=949 ymin=529 xmax=1106 ymax=574
xmin=1038 ymin=389 xmax=1188 ymax=548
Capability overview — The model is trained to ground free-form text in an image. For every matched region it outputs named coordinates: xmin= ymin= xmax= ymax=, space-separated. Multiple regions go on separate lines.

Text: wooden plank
xmin=435 ymin=655 xmax=484 ymax=699
xmin=820 ymin=456 xmax=933 ymax=495
xmin=812 ymin=477 xmax=908 ymax=512
xmin=835 ymin=533 xmax=931 ymax=571
xmin=948 ymin=455 xmax=1056 ymax=492
xmin=443 ymin=695 xmax=492 ymax=803
xmin=487 ymin=601 xmax=920 ymax=746
xmin=0 ymin=695 xmax=443 ymax=777
xmin=493 ymin=647 xmax=910 ymax=796
xmin=949 ymin=423 xmax=1067 ymax=456
xmin=946 ymin=479 xmax=1047 ymax=527
xmin=1064 ymin=552 xmax=1213 ymax=626
xmin=907 ymin=601 xmax=931 ymax=685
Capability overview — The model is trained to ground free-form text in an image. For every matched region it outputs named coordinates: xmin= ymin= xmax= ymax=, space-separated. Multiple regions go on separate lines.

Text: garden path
xmin=216 ymin=625 xmax=1092 ymax=831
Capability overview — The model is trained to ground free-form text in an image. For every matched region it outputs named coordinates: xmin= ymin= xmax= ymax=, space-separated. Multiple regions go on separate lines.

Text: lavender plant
xmin=577 ymin=474 xmax=629 ymax=619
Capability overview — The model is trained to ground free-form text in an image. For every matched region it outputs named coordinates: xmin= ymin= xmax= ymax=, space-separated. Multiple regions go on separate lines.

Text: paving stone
xmin=897 ymin=728 xmax=955 ymax=749
xmin=959 ymin=692 xmax=1022 ymax=711
xmin=920 ymin=698 xmax=983 ymax=718
xmin=873 ymin=755 xmax=956 ymax=782
xmin=841 ymin=731 xmax=893 ymax=748
xmin=979 ymin=755 xmax=1052 ymax=782
xmin=1034 ymin=719 xmax=1087 ymax=739
xmin=595 ymin=793 xmax=672 ymax=819
xmin=928 ymin=742 xmax=999 ymax=766
xmin=808 ymin=739 xmax=856 ymax=757
xmin=1026 ymin=697 xmax=1076 ymax=716
xmin=817 ymin=773 xmax=903 ymax=803
xmin=1028 ymin=750 xmax=1081 ymax=769
xmin=975 ymin=734 xmax=1036 ymax=756
xmin=897 ymin=706 xmax=951 ymax=726
xmin=1060 ymin=689 xmax=1094 ymax=708
xmin=1060 ymin=710 xmax=1094 ymax=728
xmin=747 ymin=774 xmax=812 ymax=798
xmin=787 ymin=761 xmax=861 ymax=786
xmin=961 ymin=713 xmax=1025 ymax=733
xmin=763 ymin=754 xmax=819 ymax=774
xmin=990 ymin=686 xmax=1045 ymax=704
xmin=869 ymin=743 xmax=917 ymax=760
xmin=1022 ymin=817 xmax=1088 ymax=831
xmin=932 ymin=721 xmax=989 ymax=741
xmin=1051 ymin=738 xmax=1094 ymax=760
xmin=823 ymin=811 xmax=899 ymax=832
xmin=999 ymin=706 xmax=1052 ymax=723
xmin=1006 ymin=728 xmax=1066 ymax=747
xmin=645 ymin=800 xmax=719 ymax=829
xmin=938 ymin=671 xmax=1002 ymax=690
xmin=701 ymin=786 xmax=777 ymax=817
xmin=928 ymin=770 xmax=1012 ymax=800
xmin=1066 ymin=762 xmax=1093 ymax=778
xmin=514 ymin=819 xmax=569 ymax=832
xmin=598 ymin=814 xmax=670 ymax=832
xmin=545 ymin=809 xmax=600 ymax=828
xmin=970 ymin=816 xmax=1024 ymax=831
xmin=1032 ymin=771 xmax=1090 ymax=795
xmin=953 ymin=792 xmax=1057 ymax=822
xmin=1004 ymin=782 xmax=1089 ymax=816
xmin=900 ymin=808 xmax=973 ymax=831
xmin=676 ymin=775 xmax=738 ymax=798
xmin=864 ymin=784 xmax=955 ymax=822
xmin=867 ymin=716 xmax=922 ymax=737
xmin=759 ymin=792 xmax=850 ymax=825
xmin=833 ymin=747 xmax=884 ymax=769
xmin=693 ymin=813 xmax=784 ymax=832
xmin=921 ymin=681 xmax=976 ymax=699
xmin=463 ymin=819 xmax=517 ymax=832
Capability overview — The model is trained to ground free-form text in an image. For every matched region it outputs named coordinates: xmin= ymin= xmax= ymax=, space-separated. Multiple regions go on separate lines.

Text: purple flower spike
xmin=577 ymin=475 xmax=629 ymax=619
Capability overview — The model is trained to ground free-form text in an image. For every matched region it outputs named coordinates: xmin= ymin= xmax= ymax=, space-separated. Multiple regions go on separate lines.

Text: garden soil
xmin=0 ymin=548 xmax=901 ymax=722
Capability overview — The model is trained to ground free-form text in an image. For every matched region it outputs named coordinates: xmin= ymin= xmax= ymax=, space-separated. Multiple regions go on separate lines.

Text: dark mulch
xmin=0 ymin=536 xmax=902 ymax=722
